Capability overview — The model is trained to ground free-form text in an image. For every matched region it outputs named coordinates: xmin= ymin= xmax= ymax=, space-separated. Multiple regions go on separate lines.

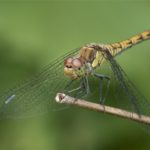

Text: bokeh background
xmin=0 ymin=0 xmax=150 ymax=150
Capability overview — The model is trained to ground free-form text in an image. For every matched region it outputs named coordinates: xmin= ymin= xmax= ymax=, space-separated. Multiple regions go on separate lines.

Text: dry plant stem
xmin=55 ymin=93 xmax=150 ymax=125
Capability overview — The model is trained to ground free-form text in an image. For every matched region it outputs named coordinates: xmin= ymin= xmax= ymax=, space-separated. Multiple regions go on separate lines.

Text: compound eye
xmin=72 ymin=58 xmax=82 ymax=68
xmin=64 ymin=57 xmax=73 ymax=68
xmin=64 ymin=58 xmax=73 ymax=64
xmin=66 ymin=58 xmax=73 ymax=63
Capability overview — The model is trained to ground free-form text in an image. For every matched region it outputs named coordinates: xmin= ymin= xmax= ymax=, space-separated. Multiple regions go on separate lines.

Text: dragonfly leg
xmin=63 ymin=80 xmax=75 ymax=94
xmin=63 ymin=76 xmax=90 ymax=99
xmin=94 ymin=73 xmax=110 ymax=104
xmin=82 ymin=76 xmax=91 ymax=95
xmin=74 ymin=76 xmax=91 ymax=98
xmin=102 ymin=79 xmax=110 ymax=104
xmin=63 ymin=80 xmax=83 ymax=99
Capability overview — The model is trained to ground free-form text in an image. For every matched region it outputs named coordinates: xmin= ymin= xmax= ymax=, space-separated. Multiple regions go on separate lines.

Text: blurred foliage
xmin=0 ymin=1 xmax=150 ymax=150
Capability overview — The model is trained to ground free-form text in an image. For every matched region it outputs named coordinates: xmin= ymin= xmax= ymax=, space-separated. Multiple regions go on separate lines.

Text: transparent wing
xmin=104 ymin=50 xmax=150 ymax=116
xmin=0 ymin=48 xmax=80 ymax=119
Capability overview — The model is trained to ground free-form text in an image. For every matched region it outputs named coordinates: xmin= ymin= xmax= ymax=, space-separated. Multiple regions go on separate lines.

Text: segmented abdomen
xmin=106 ymin=31 xmax=150 ymax=56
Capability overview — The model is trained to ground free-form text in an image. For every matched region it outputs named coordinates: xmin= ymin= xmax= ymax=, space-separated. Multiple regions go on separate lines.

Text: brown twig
xmin=55 ymin=93 xmax=150 ymax=125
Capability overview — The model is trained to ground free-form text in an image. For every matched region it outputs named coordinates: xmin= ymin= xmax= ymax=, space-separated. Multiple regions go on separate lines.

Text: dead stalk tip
xmin=55 ymin=93 xmax=66 ymax=103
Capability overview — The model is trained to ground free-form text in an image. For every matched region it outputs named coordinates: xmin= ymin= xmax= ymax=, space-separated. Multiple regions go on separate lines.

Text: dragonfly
xmin=0 ymin=30 xmax=150 ymax=119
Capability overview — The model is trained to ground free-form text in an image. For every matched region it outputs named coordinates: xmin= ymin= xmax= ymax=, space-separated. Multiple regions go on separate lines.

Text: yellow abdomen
xmin=106 ymin=30 xmax=150 ymax=57
xmin=79 ymin=30 xmax=150 ymax=69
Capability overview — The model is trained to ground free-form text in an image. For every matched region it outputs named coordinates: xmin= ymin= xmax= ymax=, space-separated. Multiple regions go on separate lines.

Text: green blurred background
xmin=0 ymin=0 xmax=150 ymax=150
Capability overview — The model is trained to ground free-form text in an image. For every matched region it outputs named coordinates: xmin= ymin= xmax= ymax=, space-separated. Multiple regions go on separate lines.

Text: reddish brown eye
xmin=72 ymin=58 xmax=82 ymax=68
xmin=67 ymin=58 xmax=73 ymax=63
xmin=64 ymin=58 xmax=73 ymax=64
xmin=64 ymin=57 xmax=73 ymax=67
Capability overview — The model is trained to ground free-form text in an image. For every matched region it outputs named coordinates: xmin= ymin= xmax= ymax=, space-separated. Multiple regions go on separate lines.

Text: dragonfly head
xmin=64 ymin=57 xmax=86 ymax=79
